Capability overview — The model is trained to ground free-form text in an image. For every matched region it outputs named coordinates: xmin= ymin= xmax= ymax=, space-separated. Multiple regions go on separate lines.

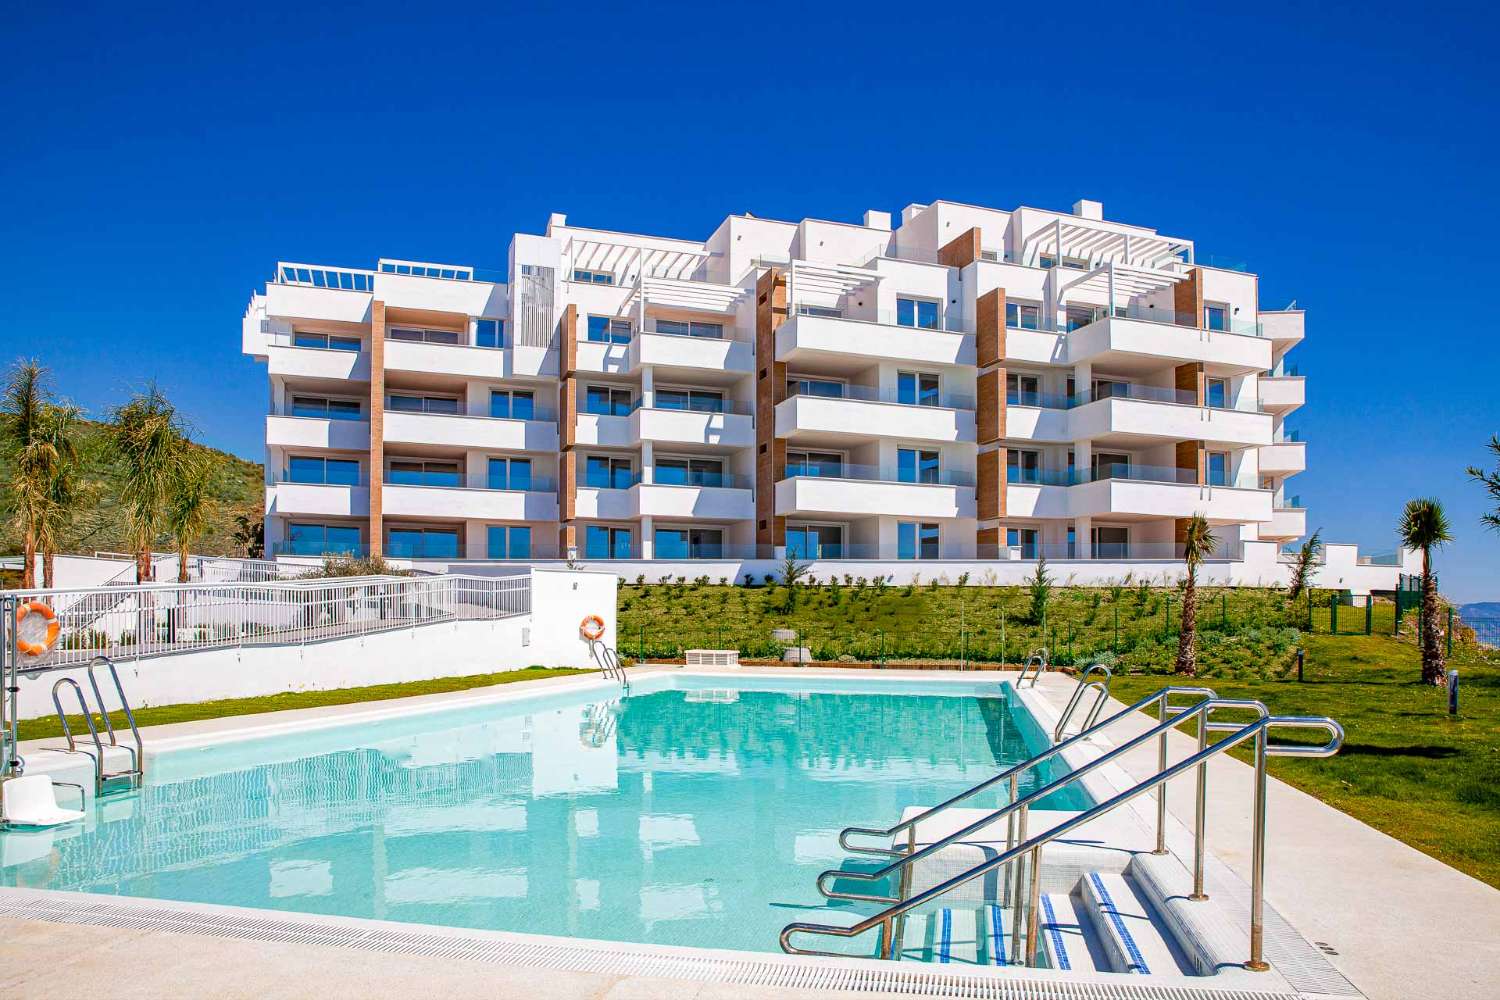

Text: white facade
xmin=243 ymin=199 xmax=1313 ymax=567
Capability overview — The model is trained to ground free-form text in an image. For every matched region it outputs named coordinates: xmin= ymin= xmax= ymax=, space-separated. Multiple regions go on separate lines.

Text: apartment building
xmin=242 ymin=198 xmax=1307 ymax=566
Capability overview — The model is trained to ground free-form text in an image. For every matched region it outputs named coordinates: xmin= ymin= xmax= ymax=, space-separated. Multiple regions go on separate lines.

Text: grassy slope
xmin=0 ymin=418 xmax=264 ymax=559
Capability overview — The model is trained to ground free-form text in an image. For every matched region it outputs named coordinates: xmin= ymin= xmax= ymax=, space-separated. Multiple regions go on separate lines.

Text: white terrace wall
xmin=12 ymin=568 xmax=617 ymax=721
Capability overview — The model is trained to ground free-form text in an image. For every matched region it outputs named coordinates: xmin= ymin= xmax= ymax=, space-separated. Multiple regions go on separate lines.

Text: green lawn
xmin=16 ymin=666 xmax=589 ymax=743
xmin=1110 ymin=632 xmax=1500 ymax=888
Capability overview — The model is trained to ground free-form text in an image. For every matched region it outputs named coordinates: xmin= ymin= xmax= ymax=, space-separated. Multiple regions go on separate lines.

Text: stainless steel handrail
xmin=588 ymin=639 xmax=630 ymax=693
xmin=85 ymin=656 xmax=144 ymax=783
xmin=783 ymin=710 xmax=1344 ymax=970
xmin=838 ymin=684 xmax=1217 ymax=859
xmin=818 ymin=698 xmax=1266 ymax=905
xmin=1015 ymin=647 xmax=1049 ymax=687
xmin=1053 ymin=663 xmax=1113 ymax=742
xmin=51 ymin=678 xmax=104 ymax=790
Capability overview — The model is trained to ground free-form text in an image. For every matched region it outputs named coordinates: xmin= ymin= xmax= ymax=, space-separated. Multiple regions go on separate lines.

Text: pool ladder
xmin=1015 ymin=647 xmax=1049 ymax=687
xmin=49 ymin=656 xmax=144 ymax=796
xmin=1053 ymin=663 xmax=1112 ymax=742
xmin=589 ymin=639 xmax=630 ymax=695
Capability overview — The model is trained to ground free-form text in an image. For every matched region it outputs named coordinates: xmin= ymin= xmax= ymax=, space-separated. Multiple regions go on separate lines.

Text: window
xmin=475 ymin=318 xmax=503 ymax=348
xmin=286 ymin=455 xmax=360 ymax=486
xmin=1206 ymin=377 xmax=1228 ymax=409
xmin=585 ymin=525 xmax=632 ymax=558
xmin=585 ymin=455 xmax=633 ymax=489
xmin=1092 ymin=525 xmax=1129 ymax=559
xmin=897 ymin=448 xmax=940 ymax=484
xmin=486 ymin=525 xmax=532 ymax=559
xmin=655 ymin=457 xmax=726 ymax=488
xmin=786 ymin=451 xmax=842 ymax=478
xmin=1040 ymin=254 xmax=1089 ymax=270
xmin=487 ymin=457 xmax=533 ymax=491
xmin=1092 ymin=379 xmax=1129 ymax=401
xmin=1204 ymin=303 xmax=1229 ymax=331
xmin=655 ymin=319 xmax=724 ymax=339
xmin=1092 ymin=452 xmax=1132 ymax=481
xmin=489 ymin=389 xmax=536 ymax=420
xmin=388 ymin=393 xmax=460 ymax=415
xmin=787 ymin=378 xmax=844 ymax=399
xmin=573 ymin=268 xmax=615 ymax=285
xmin=1007 ymin=450 xmax=1040 ymax=484
xmin=1064 ymin=305 xmax=1101 ymax=332
xmin=1007 ymin=527 xmax=1039 ymax=559
xmin=292 ymin=331 xmax=361 ymax=351
xmin=1005 ymin=301 xmax=1041 ymax=330
xmin=654 ymin=527 xmax=723 ymax=559
xmin=388 ymin=326 xmax=462 ymax=345
xmin=898 ymin=372 xmax=940 ymax=407
xmin=787 ymin=524 xmax=842 ymax=559
xmin=387 ymin=527 xmax=460 ymax=559
xmin=587 ymin=316 xmax=632 ymax=344
xmin=1207 ymin=451 xmax=1230 ymax=486
xmin=379 ymin=262 xmax=472 ymax=280
xmin=1007 ymin=373 xmax=1041 ymax=407
xmin=797 ymin=304 xmax=843 ymax=319
xmin=584 ymin=385 xmax=633 ymax=416
xmin=387 ymin=459 xmax=461 ymax=487
xmin=896 ymin=297 xmax=940 ymax=329
xmin=1067 ymin=526 xmax=1076 ymax=559
xmin=898 ymin=522 xmax=940 ymax=559
xmin=655 ymin=388 xmax=725 ymax=413
xmin=286 ymin=523 xmax=361 ymax=556
xmin=290 ymin=396 xmax=361 ymax=420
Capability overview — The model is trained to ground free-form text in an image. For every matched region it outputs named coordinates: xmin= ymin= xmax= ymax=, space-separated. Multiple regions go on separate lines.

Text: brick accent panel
xmin=977 ymin=446 xmax=1006 ymax=520
xmin=937 ymin=228 xmax=981 ymax=269
xmin=368 ymin=301 xmax=386 ymax=557
xmin=1173 ymin=268 xmax=1204 ymax=328
xmin=558 ymin=522 xmax=577 ymax=559
xmin=755 ymin=268 xmax=788 ymax=551
xmin=1174 ymin=362 xmax=1205 ymax=405
xmin=560 ymin=303 xmax=578 ymax=376
xmin=1175 ymin=439 xmax=1206 ymax=484
xmin=976 ymin=287 xmax=1006 ymax=367
xmin=559 ymin=378 xmax=577 ymax=449
xmin=558 ymin=448 xmax=575 ymax=521
xmin=977 ymin=526 xmax=1001 ymax=559
xmin=976 ymin=369 xmax=1007 ymax=444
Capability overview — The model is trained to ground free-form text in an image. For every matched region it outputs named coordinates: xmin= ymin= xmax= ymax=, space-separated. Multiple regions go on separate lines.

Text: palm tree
xmin=232 ymin=511 xmax=264 ymax=558
xmin=1287 ymin=528 xmax=1323 ymax=601
xmin=1398 ymin=498 xmax=1452 ymax=685
xmin=167 ymin=456 xmax=216 ymax=582
xmin=0 ymin=361 xmax=78 ymax=589
xmin=1176 ymin=513 xmax=1217 ymax=676
xmin=1469 ymin=435 xmax=1500 ymax=532
xmin=110 ymin=386 xmax=190 ymax=583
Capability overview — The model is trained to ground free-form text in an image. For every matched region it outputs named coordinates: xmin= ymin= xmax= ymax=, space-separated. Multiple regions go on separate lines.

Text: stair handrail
xmin=838 ymin=684 xmax=1217 ymax=859
xmin=1053 ymin=663 xmax=1113 ymax=742
xmin=85 ymin=656 xmax=143 ymax=781
xmin=1015 ymin=647 xmax=1049 ymax=687
xmin=783 ymin=709 xmax=1344 ymax=972
xmin=51 ymin=677 xmax=105 ymax=791
xmin=588 ymin=639 xmax=630 ymax=693
xmin=819 ymin=697 xmax=1267 ymax=904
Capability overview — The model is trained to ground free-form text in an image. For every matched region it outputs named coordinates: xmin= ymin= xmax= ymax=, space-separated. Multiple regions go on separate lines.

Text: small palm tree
xmin=1398 ymin=498 xmax=1452 ymax=685
xmin=168 ymin=457 xmax=216 ymax=582
xmin=35 ymin=401 xmax=83 ymax=587
xmin=111 ymin=386 xmax=190 ymax=583
xmin=0 ymin=361 xmax=79 ymax=589
xmin=1287 ymin=528 xmax=1323 ymax=601
xmin=1027 ymin=555 xmax=1052 ymax=625
xmin=779 ymin=554 xmax=809 ymax=611
xmin=1469 ymin=435 xmax=1500 ymax=532
xmin=232 ymin=511 xmax=264 ymax=558
xmin=1176 ymin=513 xmax=1217 ymax=676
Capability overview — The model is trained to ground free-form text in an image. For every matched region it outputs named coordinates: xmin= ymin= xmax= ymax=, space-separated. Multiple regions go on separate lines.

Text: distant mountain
xmin=1461 ymin=602 xmax=1500 ymax=619
xmin=0 ymin=419 xmax=264 ymax=558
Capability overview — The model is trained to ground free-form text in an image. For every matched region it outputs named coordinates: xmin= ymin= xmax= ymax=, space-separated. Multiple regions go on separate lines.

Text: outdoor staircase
xmin=893 ymin=870 xmax=1189 ymax=974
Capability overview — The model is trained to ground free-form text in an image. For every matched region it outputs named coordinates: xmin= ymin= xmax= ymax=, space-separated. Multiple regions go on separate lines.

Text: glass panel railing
xmin=785 ymin=381 xmax=973 ymax=410
xmin=782 ymin=463 xmax=975 ymax=488
xmin=984 ymin=541 xmax=1246 ymax=561
xmin=648 ymin=469 xmax=751 ymax=489
xmin=483 ymin=476 xmax=557 ymax=493
xmin=270 ymin=539 xmax=370 ymax=558
xmin=793 ymin=303 xmax=967 ymax=333
xmin=646 ymin=397 xmax=755 ymax=416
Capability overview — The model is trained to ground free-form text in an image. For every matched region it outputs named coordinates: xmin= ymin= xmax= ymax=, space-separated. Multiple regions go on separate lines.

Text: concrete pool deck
xmin=2 ymin=665 xmax=1497 ymax=999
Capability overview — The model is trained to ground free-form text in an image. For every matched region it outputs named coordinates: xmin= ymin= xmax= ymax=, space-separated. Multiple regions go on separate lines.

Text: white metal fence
xmin=1 ymin=574 xmax=530 ymax=673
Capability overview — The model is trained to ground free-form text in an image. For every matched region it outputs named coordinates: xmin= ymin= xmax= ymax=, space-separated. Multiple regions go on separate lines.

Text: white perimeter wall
xmin=12 ymin=568 xmax=617 ymax=721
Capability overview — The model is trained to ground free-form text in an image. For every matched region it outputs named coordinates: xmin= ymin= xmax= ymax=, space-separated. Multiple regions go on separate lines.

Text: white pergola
xmin=1059 ymin=261 xmax=1188 ymax=315
xmin=785 ymin=260 xmax=881 ymax=313
xmin=565 ymin=237 xmax=711 ymax=284
xmin=1020 ymin=219 xmax=1192 ymax=271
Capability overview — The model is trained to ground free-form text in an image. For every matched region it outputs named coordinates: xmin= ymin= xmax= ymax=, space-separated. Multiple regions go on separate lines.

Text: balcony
xmin=776 ymin=311 xmax=974 ymax=369
xmin=1068 ymin=475 xmax=1271 ymax=521
xmin=265 ymin=266 xmax=374 ymax=325
xmin=266 ymin=415 xmax=369 ymax=451
xmin=1259 ymin=440 xmax=1307 ymax=474
xmin=575 ymin=411 xmax=636 ymax=448
xmin=383 ymin=483 xmax=558 ymax=522
xmin=266 ymin=342 xmax=370 ymax=382
xmin=634 ymin=405 xmax=753 ymax=449
xmin=383 ymin=339 xmax=507 ymax=380
xmin=267 ymin=482 xmax=369 ymax=518
xmin=775 ymin=389 xmax=974 ymax=445
xmin=775 ymin=466 xmax=975 ymax=520
xmin=1263 ymin=506 xmax=1308 ymax=540
xmin=383 ymin=410 xmax=559 ymax=453
xmin=1067 ymin=316 xmax=1271 ymax=374
xmin=635 ymin=480 xmax=754 ymax=520
xmin=1068 ymin=393 xmax=1271 ymax=447
xmin=1260 ymin=310 xmax=1304 ymax=345
xmin=629 ymin=330 xmax=753 ymax=376
xmin=1257 ymin=376 xmax=1305 ymax=414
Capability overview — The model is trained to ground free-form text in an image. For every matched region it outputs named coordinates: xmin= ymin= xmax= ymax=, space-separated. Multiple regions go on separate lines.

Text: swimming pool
xmin=1 ymin=673 xmax=1087 ymax=956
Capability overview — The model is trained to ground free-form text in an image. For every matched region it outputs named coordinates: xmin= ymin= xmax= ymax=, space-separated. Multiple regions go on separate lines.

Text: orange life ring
xmin=579 ymin=615 xmax=606 ymax=641
xmin=15 ymin=601 xmax=60 ymax=657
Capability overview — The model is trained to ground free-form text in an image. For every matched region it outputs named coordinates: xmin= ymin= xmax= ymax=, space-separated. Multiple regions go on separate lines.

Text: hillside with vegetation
xmin=0 ymin=417 xmax=263 ymax=559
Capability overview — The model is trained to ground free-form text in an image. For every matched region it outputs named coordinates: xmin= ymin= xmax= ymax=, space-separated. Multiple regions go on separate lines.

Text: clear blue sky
xmin=2 ymin=2 xmax=1496 ymax=600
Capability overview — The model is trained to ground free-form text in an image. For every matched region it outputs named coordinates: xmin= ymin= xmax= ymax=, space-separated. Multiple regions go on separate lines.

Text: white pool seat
xmin=2 ymin=775 xmax=85 ymax=828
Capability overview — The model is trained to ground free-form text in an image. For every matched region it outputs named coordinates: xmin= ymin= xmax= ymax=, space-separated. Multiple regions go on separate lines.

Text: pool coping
xmin=0 ymin=666 xmax=1338 ymax=998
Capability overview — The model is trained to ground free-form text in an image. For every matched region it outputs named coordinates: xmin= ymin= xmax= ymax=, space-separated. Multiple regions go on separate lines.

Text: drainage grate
xmin=0 ymin=889 xmax=1308 ymax=1000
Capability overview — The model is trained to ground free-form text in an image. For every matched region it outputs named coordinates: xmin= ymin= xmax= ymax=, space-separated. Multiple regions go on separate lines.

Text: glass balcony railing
xmin=782 ymin=463 xmax=975 ymax=488
xmin=983 ymin=541 xmax=1245 ymax=562
xmin=270 ymin=539 xmax=369 ymax=558
xmin=1007 ymin=383 xmax=1254 ymax=412
xmin=648 ymin=469 xmax=750 ymax=489
xmin=785 ymin=381 xmax=974 ymax=410
xmin=1006 ymin=464 xmax=1237 ymax=487
xmin=793 ymin=303 xmax=967 ymax=333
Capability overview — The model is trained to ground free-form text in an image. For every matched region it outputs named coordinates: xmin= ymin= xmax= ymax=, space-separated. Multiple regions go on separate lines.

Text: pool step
xmin=1081 ymin=870 xmax=1187 ymax=975
xmin=896 ymin=905 xmax=1012 ymax=965
xmin=1038 ymin=892 xmax=1107 ymax=973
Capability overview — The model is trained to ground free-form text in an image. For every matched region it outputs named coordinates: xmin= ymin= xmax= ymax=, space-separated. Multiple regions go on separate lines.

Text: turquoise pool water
xmin=0 ymin=675 xmax=1087 ymax=954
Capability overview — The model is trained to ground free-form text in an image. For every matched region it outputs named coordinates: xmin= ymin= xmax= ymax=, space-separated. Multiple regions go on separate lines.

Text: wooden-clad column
xmin=557 ymin=305 xmax=578 ymax=555
xmin=938 ymin=227 xmax=982 ymax=269
xmin=1173 ymin=268 xmax=1205 ymax=328
xmin=755 ymin=268 xmax=788 ymax=554
xmin=368 ymin=300 xmax=386 ymax=557
xmin=975 ymin=286 xmax=1007 ymax=538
